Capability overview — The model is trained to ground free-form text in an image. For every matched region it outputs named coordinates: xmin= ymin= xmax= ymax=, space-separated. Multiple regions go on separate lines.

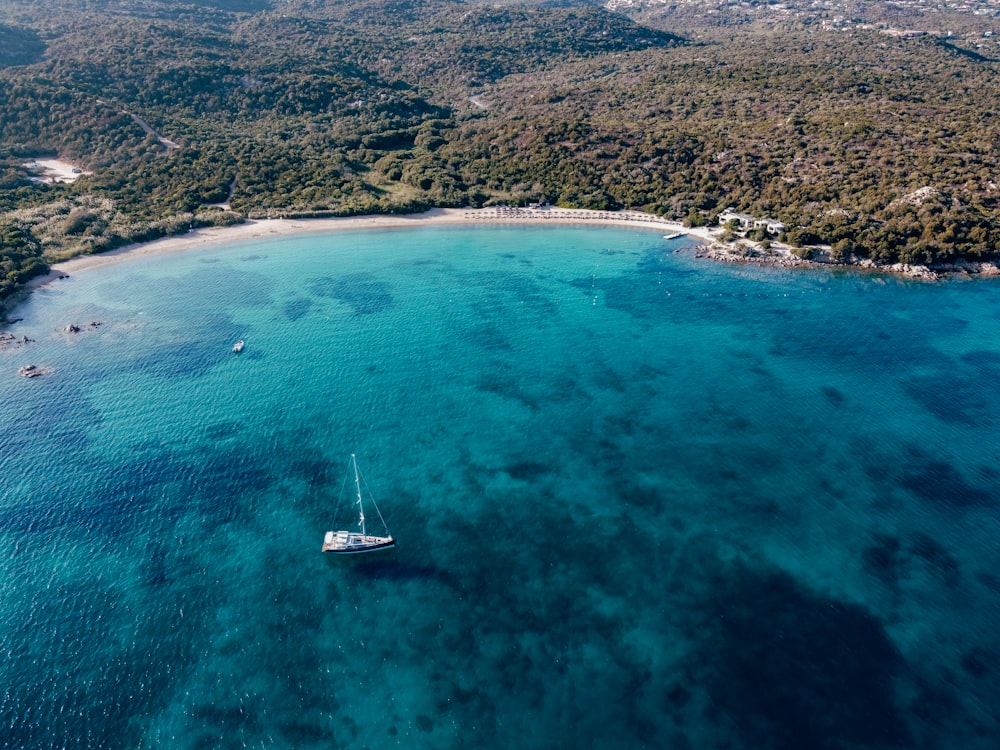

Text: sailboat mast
xmin=352 ymin=453 xmax=366 ymax=536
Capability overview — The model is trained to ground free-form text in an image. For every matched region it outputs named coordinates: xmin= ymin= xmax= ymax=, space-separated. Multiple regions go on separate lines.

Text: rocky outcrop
xmin=930 ymin=260 xmax=1000 ymax=278
xmin=18 ymin=364 xmax=52 ymax=378
xmin=889 ymin=264 xmax=938 ymax=280
xmin=858 ymin=258 xmax=1000 ymax=280
xmin=692 ymin=240 xmax=1000 ymax=280
xmin=0 ymin=332 xmax=33 ymax=351
xmin=856 ymin=259 xmax=939 ymax=280
xmin=695 ymin=241 xmax=814 ymax=270
xmin=64 ymin=321 xmax=102 ymax=334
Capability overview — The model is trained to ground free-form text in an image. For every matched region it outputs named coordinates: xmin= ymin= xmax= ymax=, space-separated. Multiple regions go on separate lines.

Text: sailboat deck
xmin=322 ymin=529 xmax=395 ymax=554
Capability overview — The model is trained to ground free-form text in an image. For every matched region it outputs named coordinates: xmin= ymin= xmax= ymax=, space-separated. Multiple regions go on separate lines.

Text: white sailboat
xmin=322 ymin=454 xmax=395 ymax=554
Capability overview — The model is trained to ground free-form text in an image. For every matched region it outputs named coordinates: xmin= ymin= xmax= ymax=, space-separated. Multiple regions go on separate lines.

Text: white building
xmin=719 ymin=208 xmax=785 ymax=235
xmin=718 ymin=208 xmax=755 ymax=230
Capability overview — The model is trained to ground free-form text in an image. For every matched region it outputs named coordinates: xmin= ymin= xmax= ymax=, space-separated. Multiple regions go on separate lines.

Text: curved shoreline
xmin=3 ymin=206 xmax=701 ymax=316
xmin=0 ymin=207 xmax=716 ymax=313
xmin=7 ymin=206 xmax=1000 ymax=318
xmin=47 ymin=207 xmax=710 ymax=277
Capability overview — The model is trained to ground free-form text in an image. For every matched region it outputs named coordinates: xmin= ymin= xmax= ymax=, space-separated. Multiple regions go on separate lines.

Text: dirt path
xmin=125 ymin=109 xmax=181 ymax=150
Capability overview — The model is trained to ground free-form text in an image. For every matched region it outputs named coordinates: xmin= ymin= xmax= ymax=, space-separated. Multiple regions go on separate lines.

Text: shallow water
xmin=1 ymin=225 xmax=998 ymax=749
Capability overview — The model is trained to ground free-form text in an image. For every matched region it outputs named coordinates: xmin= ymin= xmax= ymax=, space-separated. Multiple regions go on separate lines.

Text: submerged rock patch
xmin=309 ymin=272 xmax=394 ymax=316
xmin=698 ymin=567 xmax=911 ymax=750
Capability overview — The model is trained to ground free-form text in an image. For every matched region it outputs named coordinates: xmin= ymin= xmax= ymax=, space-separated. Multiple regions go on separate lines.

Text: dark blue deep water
xmin=1 ymin=225 xmax=998 ymax=748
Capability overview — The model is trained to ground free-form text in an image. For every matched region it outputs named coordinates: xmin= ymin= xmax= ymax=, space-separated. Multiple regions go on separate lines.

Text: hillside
xmin=2 ymin=0 xmax=1000 ymax=303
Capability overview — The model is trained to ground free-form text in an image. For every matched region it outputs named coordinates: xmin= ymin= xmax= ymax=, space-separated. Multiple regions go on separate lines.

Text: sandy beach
xmin=49 ymin=207 xmax=719 ymax=277
xmin=30 ymin=206 xmax=996 ymax=291
xmin=21 ymin=157 xmax=91 ymax=184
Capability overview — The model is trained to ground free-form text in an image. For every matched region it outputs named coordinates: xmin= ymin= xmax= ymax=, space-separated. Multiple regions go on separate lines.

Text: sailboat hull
xmin=323 ymin=455 xmax=395 ymax=554
xmin=322 ymin=530 xmax=396 ymax=554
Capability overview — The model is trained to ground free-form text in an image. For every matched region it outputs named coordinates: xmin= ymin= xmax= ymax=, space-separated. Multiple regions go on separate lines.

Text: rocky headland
xmin=694 ymin=238 xmax=1000 ymax=280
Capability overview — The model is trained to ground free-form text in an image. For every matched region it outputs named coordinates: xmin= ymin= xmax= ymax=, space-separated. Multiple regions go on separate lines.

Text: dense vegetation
xmin=0 ymin=23 xmax=45 ymax=68
xmin=2 ymin=0 xmax=1000 ymax=305
xmin=0 ymin=219 xmax=45 ymax=302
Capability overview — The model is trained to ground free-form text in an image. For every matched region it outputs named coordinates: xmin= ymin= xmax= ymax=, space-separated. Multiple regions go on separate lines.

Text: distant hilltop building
xmin=718 ymin=208 xmax=785 ymax=235
xmin=882 ymin=28 xmax=928 ymax=38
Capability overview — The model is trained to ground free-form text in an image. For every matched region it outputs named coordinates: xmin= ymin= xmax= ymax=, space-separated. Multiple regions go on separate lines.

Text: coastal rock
xmin=0 ymin=332 xmax=32 ymax=351
xmin=18 ymin=364 xmax=53 ymax=378
xmin=976 ymin=262 xmax=1000 ymax=277
xmin=889 ymin=263 xmax=938 ymax=280
xmin=933 ymin=260 xmax=1000 ymax=277
xmin=699 ymin=243 xmax=1000 ymax=280
xmin=62 ymin=321 xmax=102 ymax=334
xmin=698 ymin=241 xmax=812 ymax=269
xmin=855 ymin=258 xmax=939 ymax=279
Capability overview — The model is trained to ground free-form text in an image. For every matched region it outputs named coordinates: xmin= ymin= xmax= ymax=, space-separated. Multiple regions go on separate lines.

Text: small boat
xmin=663 ymin=231 xmax=687 ymax=240
xmin=323 ymin=454 xmax=395 ymax=554
xmin=232 ymin=339 xmax=245 ymax=353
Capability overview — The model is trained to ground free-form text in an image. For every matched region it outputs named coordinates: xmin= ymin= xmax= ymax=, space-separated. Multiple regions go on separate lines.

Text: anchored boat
xmin=322 ymin=454 xmax=395 ymax=554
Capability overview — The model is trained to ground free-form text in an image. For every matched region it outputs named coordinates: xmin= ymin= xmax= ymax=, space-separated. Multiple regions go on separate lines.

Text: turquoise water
xmin=1 ymin=225 xmax=998 ymax=749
